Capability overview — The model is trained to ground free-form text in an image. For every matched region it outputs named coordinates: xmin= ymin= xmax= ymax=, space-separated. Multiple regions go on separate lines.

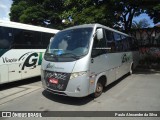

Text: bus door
xmin=89 ymin=28 xmax=111 ymax=91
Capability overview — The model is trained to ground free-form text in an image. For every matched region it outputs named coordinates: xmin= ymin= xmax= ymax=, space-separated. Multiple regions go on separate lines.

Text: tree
xmin=9 ymin=0 xmax=159 ymax=31
xmin=10 ymin=1 xmax=28 ymax=22
xmin=10 ymin=0 xmax=115 ymax=29
xmin=110 ymin=0 xmax=147 ymax=32
xmin=10 ymin=0 xmax=64 ymax=29
xmin=147 ymin=3 xmax=160 ymax=24
xmin=62 ymin=0 xmax=115 ymax=28
xmin=62 ymin=0 xmax=152 ymax=32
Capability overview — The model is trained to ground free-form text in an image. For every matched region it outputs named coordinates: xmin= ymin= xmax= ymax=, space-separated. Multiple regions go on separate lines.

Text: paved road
xmin=0 ymin=69 xmax=160 ymax=120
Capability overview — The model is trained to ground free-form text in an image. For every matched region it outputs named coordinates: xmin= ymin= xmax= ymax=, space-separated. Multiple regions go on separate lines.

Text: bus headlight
xmin=70 ymin=71 xmax=87 ymax=80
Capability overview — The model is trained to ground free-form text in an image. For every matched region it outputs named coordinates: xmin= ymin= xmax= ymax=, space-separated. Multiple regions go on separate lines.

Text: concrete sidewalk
xmin=0 ymin=82 xmax=42 ymax=105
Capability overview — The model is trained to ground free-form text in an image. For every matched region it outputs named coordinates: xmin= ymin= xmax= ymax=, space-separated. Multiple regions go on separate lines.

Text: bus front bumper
xmin=41 ymin=75 xmax=91 ymax=97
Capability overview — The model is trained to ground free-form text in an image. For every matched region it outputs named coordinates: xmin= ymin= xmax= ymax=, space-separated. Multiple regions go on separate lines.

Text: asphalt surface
xmin=0 ymin=68 xmax=160 ymax=120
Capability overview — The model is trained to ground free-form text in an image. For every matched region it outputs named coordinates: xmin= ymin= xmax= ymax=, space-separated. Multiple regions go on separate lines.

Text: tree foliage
xmin=147 ymin=3 xmax=160 ymax=24
xmin=62 ymin=0 xmax=115 ymax=28
xmin=10 ymin=1 xmax=28 ymax=22
xmin=10 ymin=0 xmax=64 ymax=29
xmin=9 ymin=0 xmax=160 ymax=31
xmin=111 ymin=0 xmax=148 ymax=32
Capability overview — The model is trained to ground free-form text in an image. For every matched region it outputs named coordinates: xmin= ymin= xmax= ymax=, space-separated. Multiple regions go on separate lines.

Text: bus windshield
xmin=45 ymin=27 xmax=93 ymax=61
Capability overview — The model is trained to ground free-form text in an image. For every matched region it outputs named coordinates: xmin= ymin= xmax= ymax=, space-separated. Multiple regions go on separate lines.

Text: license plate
xmin=49 ymin=78 xmax=58 ymax=84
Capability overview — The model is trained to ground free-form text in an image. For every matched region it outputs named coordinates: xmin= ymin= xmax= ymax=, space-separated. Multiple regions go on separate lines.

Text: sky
xmin=0 ymin=0 xmax=13 ymax=21
xmin=133 ymin=13 xmax=154 ymax=27
xmin=0 ymin=0 xmax=156 ymax=27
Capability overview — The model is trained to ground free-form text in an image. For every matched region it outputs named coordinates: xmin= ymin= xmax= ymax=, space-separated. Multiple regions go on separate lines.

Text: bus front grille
xmin=44 ymin=70 xmax=71 ymax=91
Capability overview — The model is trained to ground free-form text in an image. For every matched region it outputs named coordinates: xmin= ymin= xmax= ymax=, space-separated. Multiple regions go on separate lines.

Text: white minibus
xmin=41 ymin=24 xmax=139 ymax=97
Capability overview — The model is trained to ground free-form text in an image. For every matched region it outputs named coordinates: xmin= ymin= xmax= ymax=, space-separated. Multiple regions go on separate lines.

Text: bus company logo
xmin=122 ymin=54 xmax=130 ymax=63
xmin=2 ymin=57 xmax=18 ymax=63
xmin=2 ymin=52 xmax=43 ymax=70
xmin=46 ymin=63 xmax=54 ymax=69
xmin=19 ymin=52 xmax=43 ymax=70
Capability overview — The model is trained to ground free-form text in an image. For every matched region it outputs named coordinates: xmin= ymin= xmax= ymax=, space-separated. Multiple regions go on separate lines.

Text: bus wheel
xmin=129 ymin=63 xmax=134 ymax=75
xmin=92 ymin=81 xmax=103 ymax=98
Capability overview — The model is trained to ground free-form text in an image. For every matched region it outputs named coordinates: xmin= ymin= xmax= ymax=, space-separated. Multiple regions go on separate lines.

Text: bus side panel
xmin=106 ymin=68 xmax=116 ymax=85
xmin=89 ymin=53 xmax=117 ymax=86
xmin=116 ymin=52 xmax=133 ymax=79
xmin=22 ymin=64 xmax=41 ymax=79
xmin=0 ymin=49 xmax=44 ymax=83
xmin=20 ymin=50 xmax=44 ymax=79
xmin=8 ymin=63 xmax=21 ymax=82
xmin=0 ymin=65 xmax=8 ymax=84
xmin=89 ymin=52 xmax=133 ymax=88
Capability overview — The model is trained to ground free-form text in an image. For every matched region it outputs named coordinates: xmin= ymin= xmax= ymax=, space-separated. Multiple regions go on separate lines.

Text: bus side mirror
xmin=50 ymin=37 xmax=54 ymax=42
xmin=96 ymin=28 xmax=103 ymax=40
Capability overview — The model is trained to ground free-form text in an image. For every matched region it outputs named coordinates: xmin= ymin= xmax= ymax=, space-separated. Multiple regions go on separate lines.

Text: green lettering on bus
xmin=38 ymin=52 xmax=43 ymax=65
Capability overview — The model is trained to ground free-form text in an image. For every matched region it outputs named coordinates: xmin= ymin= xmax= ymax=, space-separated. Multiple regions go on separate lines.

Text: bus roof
xmin=0 ymin=20 xmax=59 ymax=34
xmin=61 ymin=23 xmax=129 ymax=37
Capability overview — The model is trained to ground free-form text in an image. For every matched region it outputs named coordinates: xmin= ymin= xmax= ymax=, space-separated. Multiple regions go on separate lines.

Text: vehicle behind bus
xmin=0 ymin=20 xmax=59 ymax=84
xmin=41 ymin=24 xmax=139 ymax=97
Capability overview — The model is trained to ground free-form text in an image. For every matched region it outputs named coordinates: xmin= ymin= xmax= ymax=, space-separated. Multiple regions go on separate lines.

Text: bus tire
xmin=92 ymin=81 xmax=103 ymax=98
xmin=129 ymin=63 xmax=134 ymax=75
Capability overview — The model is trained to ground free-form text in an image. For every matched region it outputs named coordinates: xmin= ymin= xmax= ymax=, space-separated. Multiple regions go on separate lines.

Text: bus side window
xmin=13 ymin=29 xmax=29 ymax=49
xmin=23 ymin=31 xmax=33 ymax=49
xmin=32 ymin=31 xmax=42 ymax=49
xmin=42 ymin=33 xmax=54 ymax=49
xmin=113 ymin=32 xmax=123 ymax=52
xmin=0 ymin=26 xmax=13 ymax=49
xmin=124 ymin=37 xmax=130 ymax=51
xmin=91 ymin=28 xmax=106 ymax=57
xmin=121 ymin=35 xmax=128 ymax=51
xmin=105 ymin=30 xmax=115 ymax=53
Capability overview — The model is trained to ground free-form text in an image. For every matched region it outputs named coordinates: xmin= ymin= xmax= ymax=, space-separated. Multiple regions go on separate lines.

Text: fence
xmin=129 ymin=27 xmax=160 ymax=69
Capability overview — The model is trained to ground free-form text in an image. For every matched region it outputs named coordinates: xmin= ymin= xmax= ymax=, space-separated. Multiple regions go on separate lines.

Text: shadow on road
xmin=42 ymin=74 xmax=131 ymax=105
xmin=103 ymin=74 xmax=129 ymax=93
xmin=133 ymin=68 xmax=160 ymax=75
xmin=102 ymin=66 xmax=160 ymax=93
xmin=42 ymin=90 xmax=94 ymax=106
xmin=0 ymin=76 xmax=41 ymax=91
